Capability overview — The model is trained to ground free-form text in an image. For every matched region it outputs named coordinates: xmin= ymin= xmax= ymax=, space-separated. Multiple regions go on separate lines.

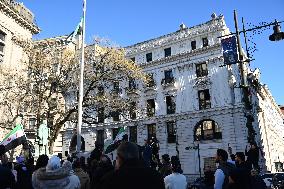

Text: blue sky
xmin=21 ymin=0 xmax=284 ymax=105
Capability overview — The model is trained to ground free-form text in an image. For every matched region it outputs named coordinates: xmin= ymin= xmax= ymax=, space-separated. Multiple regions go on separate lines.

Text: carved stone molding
xmin=193 ymin=77 xmax=212 ymax=89
xmin=126 ymin=16 xmax=226 ymax=55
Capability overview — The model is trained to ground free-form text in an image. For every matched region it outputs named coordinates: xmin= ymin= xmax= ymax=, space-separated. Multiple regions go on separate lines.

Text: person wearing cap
xmin=32 ymin=155 xmax=80 ymax=189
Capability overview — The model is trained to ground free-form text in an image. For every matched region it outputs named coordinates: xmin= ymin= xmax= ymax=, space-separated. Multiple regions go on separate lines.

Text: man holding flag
xmin=104 ymin=127 xmax=128 ymax=154
xmin=0 ymin=115 xmax=26 ymax=152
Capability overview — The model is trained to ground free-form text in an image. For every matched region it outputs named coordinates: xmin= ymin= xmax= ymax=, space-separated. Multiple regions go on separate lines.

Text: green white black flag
xmin=0 ymin=124 xmax=26 ymax=152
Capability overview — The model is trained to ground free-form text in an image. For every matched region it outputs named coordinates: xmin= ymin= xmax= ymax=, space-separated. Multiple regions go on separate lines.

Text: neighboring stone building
xmin=0 ymin=0 xmax=39 ymax=157
xmin=61 ymin=14 xmax=284 ymax=176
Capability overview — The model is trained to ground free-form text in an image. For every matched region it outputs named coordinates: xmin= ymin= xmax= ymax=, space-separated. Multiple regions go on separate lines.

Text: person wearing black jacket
xmin=0 ymin=145 xmax=16 ymax=189
xmin=99 ymin=142 xmax=165 ymax=189
xmin=245 ymin=143 xmax=259 ymax=171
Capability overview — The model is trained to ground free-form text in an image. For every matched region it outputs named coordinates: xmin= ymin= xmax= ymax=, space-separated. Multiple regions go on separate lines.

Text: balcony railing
xmin=161 ymin=77 xmax=175 ymax=87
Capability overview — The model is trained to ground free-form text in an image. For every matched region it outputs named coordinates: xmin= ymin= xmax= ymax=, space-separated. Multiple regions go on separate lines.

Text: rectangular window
xmin=146 ymin=73 xmax=155 ymax=87
xmin=147 ymin=123 xmax=156 ymax=139
xmin=112 ymin=111 xmax=120 ymax=121
xmin=98 ymin=86 xmax=104 ymax=96
xmin=0 ymin=31 xmax=5 ymax=42
xmin=191 ymin=40 xmax=196 ymax=50
xmin=166 ymin=96 xmax=176 ymax=114
xmin=146 ymin=99 xmax=155 ymax=117
xmin=196 ymin=62 xmax=208 ymax=77
xmin=113 ymin=81 xmax=120 ymax=94
xmin=202 ymin=37 xmax=209 ymax=47
xmin=129 ymin=126 xmax=137 ymax=143
xmin=198 ymin=89 xmax=211 ymax=110
xmin=0 ymin=31 xmax=6 ymax=63
xmin=129 ymin=78 xmax=136 ymax=89
xmin=97 ymin=130 xmax=104 ymax=145
xmin=163 ymin=69 xmax=174 ymax=84
xmin=112 ymin=128 xmax=120 ymax=140
xmin=167 ymin=121 xmax=176 ymax=143
xmin=98 ymin=107 xmax=105 ymax=123
xmin=0 ymin=43 xmax=4 ymax=53
xmin=130 ymin=57 xmax=135 ymax=62
xmin=146 ymin=52 xmax=152 ymax=62
xmin=29 ymin=118 xmax=36 ymax=130
xmin=129 ymin=102 xmax=137 ymax=119
xmin=164 ymin=47 xmax=171 ymax=57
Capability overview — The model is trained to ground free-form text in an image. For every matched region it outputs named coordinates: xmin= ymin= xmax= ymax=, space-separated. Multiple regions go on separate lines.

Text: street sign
xmin=185 ymin=146 xmax=198 ymax=150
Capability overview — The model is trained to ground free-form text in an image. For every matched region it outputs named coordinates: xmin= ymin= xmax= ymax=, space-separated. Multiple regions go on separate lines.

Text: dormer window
xmin=164 ymin=47 xmax=171 ymax=57
xmin=191 ymin=40 xmax=196 ymax=50
xmin=202 ymin=37 xmax=209 ymax=47
xmin=146 ymin=52 xmax=152 ymax=62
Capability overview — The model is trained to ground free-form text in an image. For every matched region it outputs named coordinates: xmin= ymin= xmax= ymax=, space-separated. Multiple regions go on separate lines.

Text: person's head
xmin=46 ymin=155 xmax=61 ymax=172
xmin=162 ymin=154 xmax=170 ymax=164
xmin=230 ymin=154 xmax=235 ymax=161
xmin=144 ymin=139 xmax=148 ymax=145
xmin=215 ymin=149 xmax=228 ymax=163
xmin=80 ymin=156 xmax=85 ymax=165
xmin=251 ymin=169 xmax=258 ymax=176
xmin=116 ymin=142 xmax=139 ymax=169
xmin=250 ymin=142 xmax=257 ymax=149
xmin=72 ymin=158 xmax=81 ymax=169
xmin=35 ymin=154 xmax=49 ymax=170
xmin=171 ymin=156 xmax=183 ymax=174
xmin=235 ymin=152 xmax=245 ymax=163
xmin=100 ymin=154 xmax=112 ymax=165
xmin=0 ymin=145 xmax=5 ymax=157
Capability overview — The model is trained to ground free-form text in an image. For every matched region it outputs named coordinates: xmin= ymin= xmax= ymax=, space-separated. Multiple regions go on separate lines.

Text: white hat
xmin=46 ymin=155 xmax=61 ymax=172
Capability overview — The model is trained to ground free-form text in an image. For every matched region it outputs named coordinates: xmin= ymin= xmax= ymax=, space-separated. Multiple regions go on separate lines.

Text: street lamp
xmin=269 ymin=21 xmax=284 ymax=41
xmin=219 ymin=10 xmax=284 ymax=144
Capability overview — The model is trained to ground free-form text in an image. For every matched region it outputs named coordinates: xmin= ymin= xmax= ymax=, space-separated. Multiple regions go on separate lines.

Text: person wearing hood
xmin=32 ymin=155 xmax=80 ymax=189
xmin=73 ymin=158 xmax=90 ymax=189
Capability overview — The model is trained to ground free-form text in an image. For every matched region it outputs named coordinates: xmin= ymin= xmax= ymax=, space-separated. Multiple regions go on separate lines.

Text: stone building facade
xmin=0 ymin=0 xmax=39 ymax=156
xmin=63 ymin=14 xmax=284 ymax=176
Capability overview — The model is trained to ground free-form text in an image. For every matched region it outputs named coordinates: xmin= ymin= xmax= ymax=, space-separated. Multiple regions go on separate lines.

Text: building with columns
xmin=62 ymin=14 xmax=284 ymax=177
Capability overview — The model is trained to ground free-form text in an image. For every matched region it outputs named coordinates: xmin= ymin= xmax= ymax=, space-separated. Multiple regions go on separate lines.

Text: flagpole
xmin=77 ymin=0 xmax=86 ymax=153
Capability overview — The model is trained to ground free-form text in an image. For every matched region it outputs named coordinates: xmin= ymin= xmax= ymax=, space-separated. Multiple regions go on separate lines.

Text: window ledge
xmin=196 ymin=139 xmax=222 ymax=144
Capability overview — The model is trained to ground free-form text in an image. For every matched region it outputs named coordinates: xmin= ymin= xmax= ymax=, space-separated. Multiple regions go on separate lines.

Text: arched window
xmin=194 ymin=120 xmax=222 ymax=141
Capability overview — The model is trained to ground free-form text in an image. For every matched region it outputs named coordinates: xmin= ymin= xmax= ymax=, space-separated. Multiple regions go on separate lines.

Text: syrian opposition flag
xmin=66 ymin=17 xmax=83 ymax=43
xmin=104 ymin=127 xmax=127 ymax=154
xmin=0 ymin=124 xmax=26 ymax=152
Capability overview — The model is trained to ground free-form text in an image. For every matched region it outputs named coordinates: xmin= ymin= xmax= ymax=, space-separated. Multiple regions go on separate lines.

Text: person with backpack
xmin=214 ymin=149 xmax=235 ymax=189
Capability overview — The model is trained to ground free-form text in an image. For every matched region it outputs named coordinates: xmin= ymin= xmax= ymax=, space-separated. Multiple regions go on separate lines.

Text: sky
xmin=21 ymin=0 xmax=284 ymax=105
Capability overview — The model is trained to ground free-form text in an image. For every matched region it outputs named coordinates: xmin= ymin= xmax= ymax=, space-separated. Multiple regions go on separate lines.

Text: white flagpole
xmin=77 ymin=0 xmax=86 ymax=153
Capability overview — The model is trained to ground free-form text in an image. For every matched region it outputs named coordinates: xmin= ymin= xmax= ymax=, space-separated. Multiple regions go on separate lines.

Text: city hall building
xmin=62 ymin=14 xmax=284 ymax=176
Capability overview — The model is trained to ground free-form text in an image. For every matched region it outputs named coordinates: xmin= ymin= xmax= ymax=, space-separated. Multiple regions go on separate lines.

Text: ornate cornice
xmin=125 ymin=15 xmax=226 ymax=55
xmin=0 ymin=1 xmax=40 ymax=34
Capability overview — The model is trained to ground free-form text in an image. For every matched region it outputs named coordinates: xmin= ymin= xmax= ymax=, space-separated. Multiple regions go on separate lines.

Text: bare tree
xmin=0 ymin=37 xmax=146 ymax=153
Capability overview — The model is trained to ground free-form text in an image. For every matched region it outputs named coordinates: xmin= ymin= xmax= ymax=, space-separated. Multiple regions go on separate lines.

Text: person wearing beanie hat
xmin=32 ymin=155 xmax=80 ymax=189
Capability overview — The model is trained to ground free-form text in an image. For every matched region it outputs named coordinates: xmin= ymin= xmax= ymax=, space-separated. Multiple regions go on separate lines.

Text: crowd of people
xmin=0 ymin=139 xmax=267 ymax=189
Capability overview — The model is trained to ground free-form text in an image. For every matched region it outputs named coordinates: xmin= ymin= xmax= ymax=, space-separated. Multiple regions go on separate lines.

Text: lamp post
xmin=220 ymin=10 xmax=284 ymax=143
xmin=185 ymin=143 xmax=201 ymax=178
